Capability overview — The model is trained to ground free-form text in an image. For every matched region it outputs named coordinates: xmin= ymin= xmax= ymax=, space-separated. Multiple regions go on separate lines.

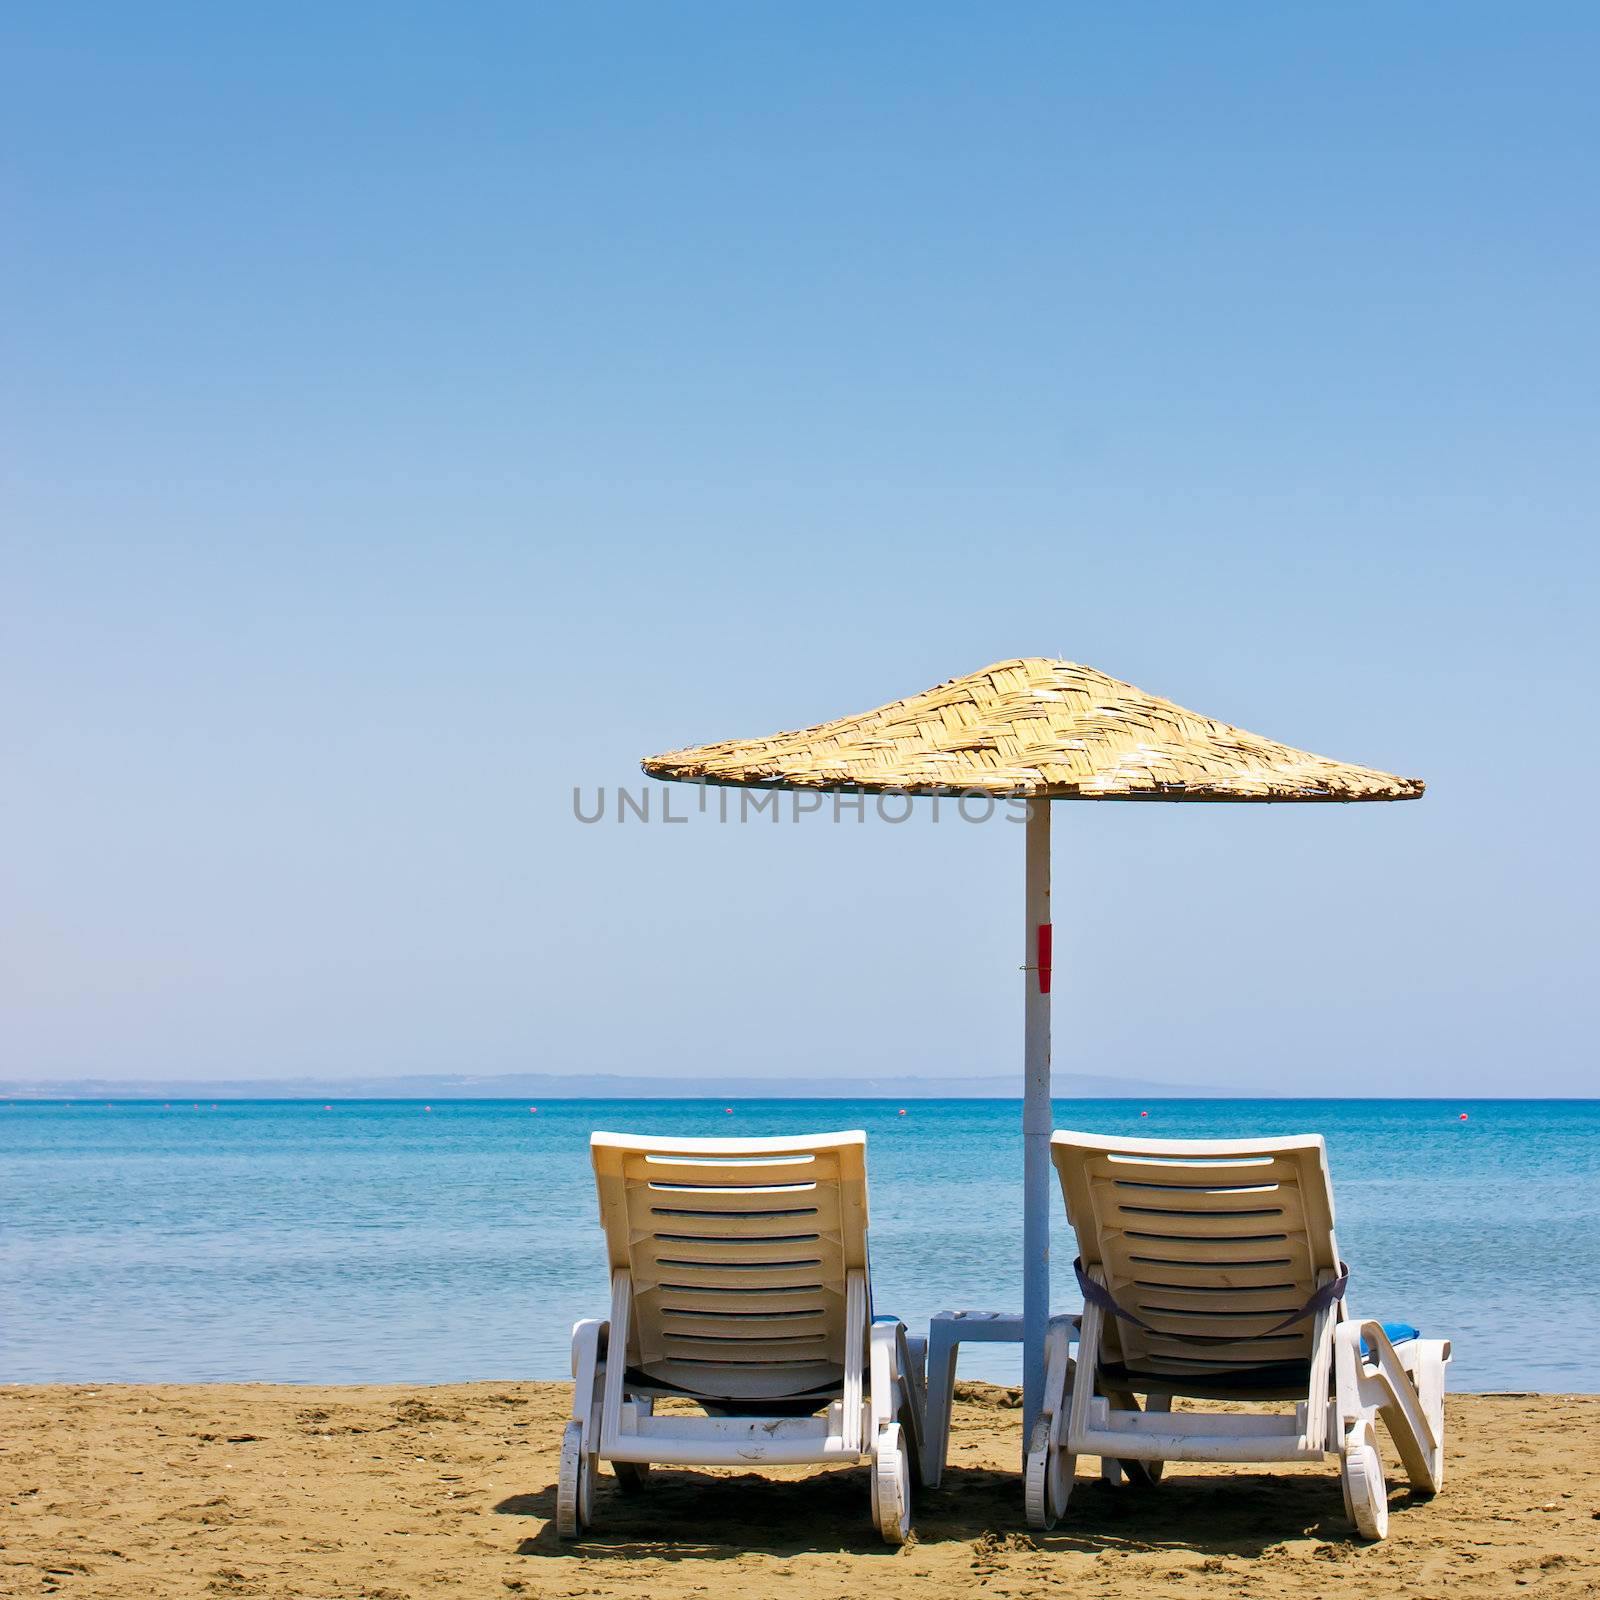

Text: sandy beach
xmin=3 ymin=1382 xmax=1596 ymax=1600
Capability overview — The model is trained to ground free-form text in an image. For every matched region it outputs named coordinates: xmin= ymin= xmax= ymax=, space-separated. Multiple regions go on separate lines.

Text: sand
xmin=2 ymin=1382 xmax=1597 ymax=1600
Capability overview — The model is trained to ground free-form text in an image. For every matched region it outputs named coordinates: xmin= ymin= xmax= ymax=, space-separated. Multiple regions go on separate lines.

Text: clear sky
xmin=3 ymin=4 xmax=1596 ymax=1094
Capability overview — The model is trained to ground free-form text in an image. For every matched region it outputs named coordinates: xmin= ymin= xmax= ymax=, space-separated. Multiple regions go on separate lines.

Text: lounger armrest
xmin=569 ymin=1318 xmax=606 ymax=1433
xmin=1335 ymin=1319 xmax=1443 ymax=1490
xmin=869 ymin=1317 xmax=926 ymax=1460
xmin=1338 ymin=1318 xmax=1403 ymax=1374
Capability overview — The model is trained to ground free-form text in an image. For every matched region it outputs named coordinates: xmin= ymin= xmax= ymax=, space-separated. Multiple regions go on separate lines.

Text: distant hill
xmin=0 ymin=1069 xmax=1235 ymax=1100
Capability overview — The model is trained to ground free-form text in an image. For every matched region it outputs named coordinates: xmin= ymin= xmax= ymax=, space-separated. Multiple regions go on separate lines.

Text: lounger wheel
xmin=871 ymin=1421 xmax=912 ymax=1546
xmin=1024 ymin=1417 xmax=1075 ymax=1530
xmin=556 ymin=1421 xmax=593 ymax=1539
xmin=1340 ymin=1417 xmax=1389 ymax=1541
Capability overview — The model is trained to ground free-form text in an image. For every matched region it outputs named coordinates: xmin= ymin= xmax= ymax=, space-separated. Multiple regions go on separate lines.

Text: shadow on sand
xmin=496 ymin=1463 xmax=1411 ymax=1560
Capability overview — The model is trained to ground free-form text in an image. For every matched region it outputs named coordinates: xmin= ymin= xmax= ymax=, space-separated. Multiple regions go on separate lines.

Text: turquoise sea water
xmin=2 ymin=1099 xmax=1596 ymax=1391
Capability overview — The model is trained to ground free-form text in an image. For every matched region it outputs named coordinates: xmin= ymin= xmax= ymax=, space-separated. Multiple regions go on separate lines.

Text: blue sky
xmin=3 ymin=3 xmax=1595 ymax=1093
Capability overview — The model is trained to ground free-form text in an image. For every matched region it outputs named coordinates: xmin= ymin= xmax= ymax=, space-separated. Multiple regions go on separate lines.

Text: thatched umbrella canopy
xmin=643 ymin=657 xmax=1423 ymax=801
xmin=642 ymin=657 xmax=1423 ymax=1451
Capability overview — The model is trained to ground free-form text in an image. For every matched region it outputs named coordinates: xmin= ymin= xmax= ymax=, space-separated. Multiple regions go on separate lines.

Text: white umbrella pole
xmin=1021 ymin=797 xmax=1052 ymax=1450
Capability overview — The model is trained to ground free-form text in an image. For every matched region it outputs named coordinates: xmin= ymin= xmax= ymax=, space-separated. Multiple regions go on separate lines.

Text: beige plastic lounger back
xmin=558 ymin=1131 xmax=925 ymax=1545
xmin=1024 ymin=1131 xmax=1450 ymax=1541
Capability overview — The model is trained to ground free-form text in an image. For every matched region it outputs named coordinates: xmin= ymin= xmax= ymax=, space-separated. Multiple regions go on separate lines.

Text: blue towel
xmin=1361 ymin=1321 xmax=1419 ymax=1357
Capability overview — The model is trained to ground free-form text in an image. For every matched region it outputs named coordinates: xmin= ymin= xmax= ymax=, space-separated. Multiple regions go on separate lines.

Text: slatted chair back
xmin=591 ymin=1130 xmax=870 ymax=1402
xmin=1051 ymin=1131 xmax=1341 ymax=1381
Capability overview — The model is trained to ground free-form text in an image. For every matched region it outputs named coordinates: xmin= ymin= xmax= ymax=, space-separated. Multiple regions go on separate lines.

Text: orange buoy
xmin=1140 ymin=1110 xmax=1149 ymax=1118
xmin=898 ymin=1108 xmax=907 ymax=1116
xmin=724 ymin=1107 xmax=734 ymax=1115
xmin=1458 ymin=1112 xmax=1469 ymax=1121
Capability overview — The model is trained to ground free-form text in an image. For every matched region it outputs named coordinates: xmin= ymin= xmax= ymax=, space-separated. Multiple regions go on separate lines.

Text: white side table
xmin=921 ymin=1310 xmax=1080 ymax=1487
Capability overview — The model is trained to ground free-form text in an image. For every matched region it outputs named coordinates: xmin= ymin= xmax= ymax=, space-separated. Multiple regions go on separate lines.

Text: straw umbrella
xmin=641 ymin=657 xmax=1423 ymax=1446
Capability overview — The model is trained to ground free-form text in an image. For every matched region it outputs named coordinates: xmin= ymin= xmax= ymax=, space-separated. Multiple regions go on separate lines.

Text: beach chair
xmin=559 ymin=1130 xmax=926 ymax=1544
xmin=1024 ymin=1130 xmax=1449 ymax=1540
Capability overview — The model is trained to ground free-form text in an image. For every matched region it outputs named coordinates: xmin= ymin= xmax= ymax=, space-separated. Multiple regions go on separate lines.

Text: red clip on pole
xmin=1037 ymin=923 xmax=1052 ymax=994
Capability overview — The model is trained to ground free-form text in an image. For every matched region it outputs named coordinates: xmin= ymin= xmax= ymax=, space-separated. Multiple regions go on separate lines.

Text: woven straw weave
xmin=642 ymin=658 xmax=1423 ymax=802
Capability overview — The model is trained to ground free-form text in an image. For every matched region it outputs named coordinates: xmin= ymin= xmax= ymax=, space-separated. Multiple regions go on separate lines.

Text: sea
xmin=2 ymin=1098 xmax=1596 ymax=1391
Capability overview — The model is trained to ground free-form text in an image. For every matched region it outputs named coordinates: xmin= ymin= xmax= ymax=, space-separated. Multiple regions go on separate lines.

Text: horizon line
xmin=5 ymin=1093 xmax=1594 ymax=1104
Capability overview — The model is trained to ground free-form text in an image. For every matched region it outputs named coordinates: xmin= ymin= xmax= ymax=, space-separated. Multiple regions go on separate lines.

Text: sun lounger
xmin=560 ymin=1130 xmax=926 ymax=1544
xmin=1024 ymin=1130 xmax=1449 ymax=1540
